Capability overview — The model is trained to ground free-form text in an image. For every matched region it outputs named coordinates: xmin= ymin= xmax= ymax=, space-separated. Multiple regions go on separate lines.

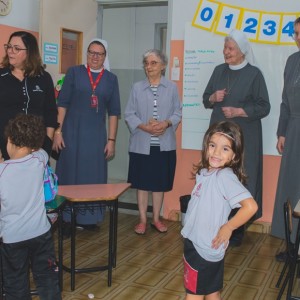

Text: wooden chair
xmin=276 ymin=200 xmax=300 ymax=300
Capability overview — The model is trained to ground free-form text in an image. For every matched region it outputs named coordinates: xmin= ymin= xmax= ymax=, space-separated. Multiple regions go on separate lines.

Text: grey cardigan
xmin=124 ymin=76 xmax=182 ymax=155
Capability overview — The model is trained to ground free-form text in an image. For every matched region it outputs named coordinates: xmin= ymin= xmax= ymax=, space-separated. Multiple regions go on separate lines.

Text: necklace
xmin=226 ymin=73 xmax=239 ymax=95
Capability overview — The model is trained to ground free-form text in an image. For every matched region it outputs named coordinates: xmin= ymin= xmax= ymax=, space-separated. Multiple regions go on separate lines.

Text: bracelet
xmin=54 ymin=131 xmax=62 ymax=135
xmin=108 ymin=138 xmax=116 ymax=142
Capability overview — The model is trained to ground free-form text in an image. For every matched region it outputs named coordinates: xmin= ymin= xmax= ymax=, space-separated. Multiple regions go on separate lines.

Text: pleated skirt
xmin=128 ymin=146 xmax=176 ymax=192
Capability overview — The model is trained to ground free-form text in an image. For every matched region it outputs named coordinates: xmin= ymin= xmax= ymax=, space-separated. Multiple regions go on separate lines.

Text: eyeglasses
xmin=87 ymin=50 xmax=106 ymax=58
xmin=143 ymin=61 xmax=161 ymax=67
xmin=4 ymin=44 xmax=27 ymax=54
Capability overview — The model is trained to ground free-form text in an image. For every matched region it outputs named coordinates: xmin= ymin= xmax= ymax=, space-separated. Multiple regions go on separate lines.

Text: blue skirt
xmin=128 ymin=147 xmax=176 ymax=192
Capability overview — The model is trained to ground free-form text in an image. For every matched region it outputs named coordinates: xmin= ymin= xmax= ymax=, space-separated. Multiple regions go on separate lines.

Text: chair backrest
xmin=284 ymin=201 xmax=293 ymax=254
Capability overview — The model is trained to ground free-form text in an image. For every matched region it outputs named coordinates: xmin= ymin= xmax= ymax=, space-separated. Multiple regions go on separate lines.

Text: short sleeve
xmin=216 ymin=168 xmax=252 ymax=208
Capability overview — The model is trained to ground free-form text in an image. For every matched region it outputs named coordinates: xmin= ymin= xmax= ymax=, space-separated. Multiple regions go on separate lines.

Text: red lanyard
xmin=87 ymin=66 xmax=104 ymax=93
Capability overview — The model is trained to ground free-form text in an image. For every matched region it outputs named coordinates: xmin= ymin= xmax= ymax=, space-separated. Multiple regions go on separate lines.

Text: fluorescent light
xmin=96 ymin=0 xmax=167 ymax=4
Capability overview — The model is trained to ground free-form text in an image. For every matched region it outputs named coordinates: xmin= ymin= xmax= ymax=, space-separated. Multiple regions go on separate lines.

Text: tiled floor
xmin=29 ymin=209 xmax=300 ymax=300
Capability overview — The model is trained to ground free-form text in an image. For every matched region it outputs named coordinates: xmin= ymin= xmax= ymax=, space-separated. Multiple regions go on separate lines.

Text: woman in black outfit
xmin=0 ymin=31 xmax=57 ymax=160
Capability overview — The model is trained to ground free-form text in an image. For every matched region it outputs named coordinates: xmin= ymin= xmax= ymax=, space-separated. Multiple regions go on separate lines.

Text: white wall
xmin=0 ymin=0 xmax=39 ymax=30
xmin=103 ymin=6 xmax=168 ymax=70
xmin=1 ymin=0 xmax=98 ymax=85
xmin=39 ymin=0 xmax=98 ymax=83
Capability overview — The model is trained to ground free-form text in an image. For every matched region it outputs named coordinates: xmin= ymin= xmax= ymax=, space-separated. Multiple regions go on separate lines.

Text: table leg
xmin=58 ymin=208 xmax=63 ymax=290
xmin=62 ymin=198 xmax=121 ymax=290
xmin=108 ymin=203 xmax=114 ymax=287
xmin=113 ymin=199 xmax=118 ymax=268
xmin=71 ymin=204 xmax=76 ymax=291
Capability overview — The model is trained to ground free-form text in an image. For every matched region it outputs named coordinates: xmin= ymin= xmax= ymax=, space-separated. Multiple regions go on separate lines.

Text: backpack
xmin=44 ymin=165 xmax=58 ymax=202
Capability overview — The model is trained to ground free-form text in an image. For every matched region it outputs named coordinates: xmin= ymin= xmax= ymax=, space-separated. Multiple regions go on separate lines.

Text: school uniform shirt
xmin=0 ymin=68 xmax=57 ymax=159
xmin=0 ymin=149 xmax=50 ymax=243
xmin=181 ymin=168 xmax=252 ymax=262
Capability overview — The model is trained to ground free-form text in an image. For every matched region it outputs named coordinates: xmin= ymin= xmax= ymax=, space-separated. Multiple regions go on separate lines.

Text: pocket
xmin=183 ymin=255 xmax=198 ymax=294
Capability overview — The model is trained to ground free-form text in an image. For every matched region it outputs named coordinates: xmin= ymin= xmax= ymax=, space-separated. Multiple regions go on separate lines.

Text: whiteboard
xmin=182 ymin=22 xmax=297 ymax=155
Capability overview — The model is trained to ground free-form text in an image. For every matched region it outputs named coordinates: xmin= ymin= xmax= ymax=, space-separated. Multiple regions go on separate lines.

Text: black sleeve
xmin=42 ymin=71 xmax=58 ymax=129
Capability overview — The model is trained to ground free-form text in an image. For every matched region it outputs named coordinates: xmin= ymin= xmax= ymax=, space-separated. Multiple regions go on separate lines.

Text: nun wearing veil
xmin=203 ymin=29 xmax=270 ymax=246
xmin=53 ymin=38 xmax=121 ymax=230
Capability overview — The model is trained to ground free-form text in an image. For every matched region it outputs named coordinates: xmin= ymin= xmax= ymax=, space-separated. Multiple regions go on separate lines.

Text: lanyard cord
xmin=87 ymin=66 xmax=105 ymax=93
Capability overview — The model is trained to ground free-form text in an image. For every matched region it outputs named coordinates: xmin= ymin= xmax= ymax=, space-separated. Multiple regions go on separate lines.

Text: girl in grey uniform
xmin=181 ymin=121 xmax=258 ymax=300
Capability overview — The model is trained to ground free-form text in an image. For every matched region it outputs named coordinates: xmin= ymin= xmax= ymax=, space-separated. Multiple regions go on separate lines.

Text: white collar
xmin=229 ymin=59 xmax=248 ymax=70
xmin=85 ymin=64 xmax=104 ymax=73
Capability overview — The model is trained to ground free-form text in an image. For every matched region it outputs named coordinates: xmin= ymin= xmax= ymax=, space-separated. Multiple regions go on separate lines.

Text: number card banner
xmin=280 ymin=14 xmax=298 ymax=44
xmin=258 ymin=13 xmax=281 ymax=44
xmin=215 ymin=4 xmax=241 ymax=35
xmin=239 ymin=10 xmax=260 ymax=41
xmin=192 ymin=0 xmax=220 ymax=31
xmin=192 ymin=0 xmax=300 ymax=45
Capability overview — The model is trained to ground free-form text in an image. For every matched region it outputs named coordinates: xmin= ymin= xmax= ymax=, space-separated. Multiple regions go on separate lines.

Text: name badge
xmin=91 ymin=94 xmax=98 ymax=108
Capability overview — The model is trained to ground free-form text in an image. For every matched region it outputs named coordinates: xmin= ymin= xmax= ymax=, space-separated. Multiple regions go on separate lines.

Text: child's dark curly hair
xmin=5 ymin=114 xmax=46 ymax=150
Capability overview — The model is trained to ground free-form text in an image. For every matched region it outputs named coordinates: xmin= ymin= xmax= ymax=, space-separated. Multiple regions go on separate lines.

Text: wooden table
xmin=58 ymin=183 xmax=131 ymax=291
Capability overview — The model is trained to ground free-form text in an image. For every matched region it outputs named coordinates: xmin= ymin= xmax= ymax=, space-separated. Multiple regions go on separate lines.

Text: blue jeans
xmin=1 ymin=230 xmax=61 ymax=300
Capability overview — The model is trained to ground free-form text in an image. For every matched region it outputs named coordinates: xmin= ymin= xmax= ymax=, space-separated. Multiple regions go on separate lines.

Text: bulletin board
xmin=181 ymin=0 xmax=299 ymax=155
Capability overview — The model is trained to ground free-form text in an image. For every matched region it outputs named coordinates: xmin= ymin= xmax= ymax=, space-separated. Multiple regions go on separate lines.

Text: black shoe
xmin=275 ymin=251 xmax=288 ymax=262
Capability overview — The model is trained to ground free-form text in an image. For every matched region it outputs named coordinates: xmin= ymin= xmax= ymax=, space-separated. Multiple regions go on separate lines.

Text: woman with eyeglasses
xmin=271 ymin=17 xmax=300 ymax=261
xmin=0 ymin=31 xmax=57 ymax=160
xmin=52 ymin=39 xmax=121 ymax=231
xmin=124 ymin=49 xmax=182 ymax=235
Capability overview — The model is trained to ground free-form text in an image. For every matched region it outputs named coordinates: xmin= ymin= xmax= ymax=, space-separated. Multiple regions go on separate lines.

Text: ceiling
xmin=96 ymin=0 xmax=168 ymax=8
